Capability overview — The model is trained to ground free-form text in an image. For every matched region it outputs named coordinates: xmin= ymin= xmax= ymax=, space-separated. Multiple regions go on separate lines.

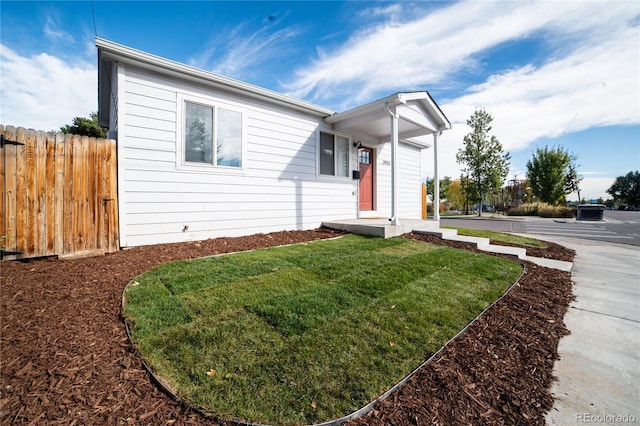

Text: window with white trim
xmin=183 ymin=101 xmax=242 ymax=167
xmin=319 ymin=131 xmax=349 ymax=177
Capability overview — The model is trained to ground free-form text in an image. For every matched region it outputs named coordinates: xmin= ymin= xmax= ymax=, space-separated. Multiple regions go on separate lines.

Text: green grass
xmin=442 ymin=226 xmax=547 ymax=248
xmin=123 ymin=234 xmax=523 ymax=425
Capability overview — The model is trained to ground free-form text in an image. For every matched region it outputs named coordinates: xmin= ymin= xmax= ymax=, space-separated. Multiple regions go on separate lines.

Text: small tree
xmin=607 ymin=171 xmax=640 ymax=207
xmin=460 ymin=173 xmax=478 ymax=214
xmin=456 ymin=110 xmax=510 ymax=216
xmin=564 ymin=156 xmax=583 ymax=202
xmin=446 ymin=179 xmax=465 ymax=211
xmin=526 ymin=146 xmax=579 ymax=205
xmin=424 ymin=176 xmax=452 ymax=203
xmin=60 ymin=112 xmax=107 ymax=138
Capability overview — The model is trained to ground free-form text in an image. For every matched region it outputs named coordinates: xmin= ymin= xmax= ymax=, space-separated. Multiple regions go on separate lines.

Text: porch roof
xmin=324 ymin=92 xmax=451 ymax=147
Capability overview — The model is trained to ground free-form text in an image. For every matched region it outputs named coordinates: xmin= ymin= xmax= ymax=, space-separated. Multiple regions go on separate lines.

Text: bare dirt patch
xmin=1 ymin=229 xmax=573 ymax=425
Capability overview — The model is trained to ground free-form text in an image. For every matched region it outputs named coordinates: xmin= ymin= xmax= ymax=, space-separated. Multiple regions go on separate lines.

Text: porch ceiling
xmin=324 ymin=92 xmax=451 ymax=146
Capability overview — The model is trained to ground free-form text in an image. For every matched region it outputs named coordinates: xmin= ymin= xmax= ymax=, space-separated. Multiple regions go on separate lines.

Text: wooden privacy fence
xmin=1 ymin=125 xmax=119 ymax=260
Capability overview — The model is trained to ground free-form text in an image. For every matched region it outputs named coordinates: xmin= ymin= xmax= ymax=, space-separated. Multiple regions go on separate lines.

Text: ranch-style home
xmin=96 ymin=38 xmax=451 ymax=247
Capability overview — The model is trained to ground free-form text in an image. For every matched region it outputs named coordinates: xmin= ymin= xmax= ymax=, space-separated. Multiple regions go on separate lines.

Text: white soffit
xmin=325 ymin=92 xmax=450 ymax=144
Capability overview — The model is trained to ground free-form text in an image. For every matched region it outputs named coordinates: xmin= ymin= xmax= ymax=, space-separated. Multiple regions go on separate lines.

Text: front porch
xmin=322 ymin=218 xmax=440 ymax=239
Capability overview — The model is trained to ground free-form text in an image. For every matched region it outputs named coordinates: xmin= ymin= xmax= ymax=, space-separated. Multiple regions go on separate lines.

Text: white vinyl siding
xmin=398 ymin=143 xmax=423 ymax=219
xmin=116 ymin=65 xmax=358 ymax=247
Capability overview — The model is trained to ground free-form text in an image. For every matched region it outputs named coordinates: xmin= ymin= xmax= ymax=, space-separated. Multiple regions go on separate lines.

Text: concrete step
xmin=415 ymin=229 xmax=491 ymax=250
xmin=524 ymin=255 xmax=573 ymax=272
xmin=412 ymin=227 xmax=572 ymax=271
xmin=418 ymin=228 xmax=458 ymax=239
xmin=481 ymin=244 xmax=527 ymax=259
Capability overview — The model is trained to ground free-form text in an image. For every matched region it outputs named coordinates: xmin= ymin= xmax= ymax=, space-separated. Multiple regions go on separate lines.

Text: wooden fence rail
xmin=1 ymin=125 xmax=119 ymax=260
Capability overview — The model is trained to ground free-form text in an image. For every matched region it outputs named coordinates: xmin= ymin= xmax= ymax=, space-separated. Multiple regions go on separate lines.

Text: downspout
xmin=433 ymin=129 xmax=440 ymax=221
xmin=384 ymin=102 xmax=399 ymax=225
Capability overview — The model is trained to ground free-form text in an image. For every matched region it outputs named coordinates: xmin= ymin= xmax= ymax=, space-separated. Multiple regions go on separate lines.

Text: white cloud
xmin=285 ymin=1 xmax=636 ymax=108
xmin=573 ymin=177 xmax=616 ymax=202
xmin=188 ymin=21 xmax=301 ymax=81
xmin=443 ymin=20 xmax=640 ymax=152
xmin=43 ymin=15 xmax=74 ymax=42
xmin=0 ymin=44 xmax=97 ymax=131
xmin=434 ymin=12 xmax=639 ymax=183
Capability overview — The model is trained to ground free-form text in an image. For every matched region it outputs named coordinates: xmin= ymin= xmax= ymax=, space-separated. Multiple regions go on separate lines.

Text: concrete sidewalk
xmin=535 ymin=236 xmax=640 ymax=425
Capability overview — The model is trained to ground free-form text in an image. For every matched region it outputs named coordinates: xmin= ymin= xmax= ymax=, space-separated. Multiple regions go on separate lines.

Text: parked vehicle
xmin=471 ymin=204 xmax=494 ymax=212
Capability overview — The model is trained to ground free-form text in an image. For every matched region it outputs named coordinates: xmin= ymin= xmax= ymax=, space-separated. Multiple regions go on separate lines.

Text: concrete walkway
xmin=533 ymin=236 xmax=640 ymax=425
xmin=415 ymin=228 xmax=573 ymax=271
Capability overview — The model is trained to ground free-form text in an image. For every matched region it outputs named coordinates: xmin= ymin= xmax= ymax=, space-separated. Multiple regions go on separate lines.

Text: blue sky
xmin=1 ymin=0 xmax=639 ymax=201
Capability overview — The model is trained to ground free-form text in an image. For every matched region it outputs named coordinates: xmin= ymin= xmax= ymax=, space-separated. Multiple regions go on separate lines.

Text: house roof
xmin=324 ymin=92 xmax=452 ymax=147
xmin=96 ymin=38 xmax=451 ymax=145
xmin=96 ymin=37 xmax=335 ymax=125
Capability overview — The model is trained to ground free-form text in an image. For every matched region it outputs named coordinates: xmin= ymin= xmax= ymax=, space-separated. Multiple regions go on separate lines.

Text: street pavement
xmin=441 ymin=210 xmax=640 ymax=246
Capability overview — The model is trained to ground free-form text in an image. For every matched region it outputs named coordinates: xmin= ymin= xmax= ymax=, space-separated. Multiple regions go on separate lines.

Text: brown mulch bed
xmin=0 ymin=228 xmax=574 ymax=425
xmin=490 ymin=240 xmax=576 ymax=262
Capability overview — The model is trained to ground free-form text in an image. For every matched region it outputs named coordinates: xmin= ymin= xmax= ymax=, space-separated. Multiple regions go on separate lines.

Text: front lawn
xmin=123 ymin=234 xmax=523 ymax=425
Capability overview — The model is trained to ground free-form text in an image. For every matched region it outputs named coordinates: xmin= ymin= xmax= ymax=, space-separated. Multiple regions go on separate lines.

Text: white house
xmin=96 ymin=38 xmax=451 ymax=247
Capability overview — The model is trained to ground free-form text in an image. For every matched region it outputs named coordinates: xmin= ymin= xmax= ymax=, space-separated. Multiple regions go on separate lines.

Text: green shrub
xmin=539 ymin=204 xmax=575 ymax=218
xmin=507 ymin=203 xmax=539 ymax=216
xmin=508 ymin=202 xmax=575 ymax=218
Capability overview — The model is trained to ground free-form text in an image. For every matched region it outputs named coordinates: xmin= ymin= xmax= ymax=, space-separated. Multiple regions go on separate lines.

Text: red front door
xmin=359 ymin=148 xmax=374 ymax=211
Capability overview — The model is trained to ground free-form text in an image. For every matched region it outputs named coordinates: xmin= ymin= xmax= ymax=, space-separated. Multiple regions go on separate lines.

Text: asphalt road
xmin=441 ymin=210 xmax=640 ymax=247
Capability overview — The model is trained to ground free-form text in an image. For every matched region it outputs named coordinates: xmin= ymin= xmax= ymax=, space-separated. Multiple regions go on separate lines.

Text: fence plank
xmin=2 ymin=126 xmax=17 ymax=257
xmin=78 ymin=135 xmax=89 ymax=253
xmin=54 ymin=132 xmax=65 ymax=255
xmin=15 ymin=127 xmax=28 ymax=258
xmin=25 ymin=129 xmax=38 ymax=256
xmin=63 ymin=133 xmax=74 ymax=255
xmin=105 ymin=139 xmax=119 ymax=252
xmin=71 ymin=134 xmax=82 ymax=253
xmin=0 ymin=125 xmax=5 ymax=253
xmin=35 ymin=130 xmax=47 ymax=257
xmin=95 ymin=139 xmax=105 ymax=250
xmin=87 ymin=137 xmax=98 ymax=251
xmin=45 ymin=132 xmax=57 ymax=253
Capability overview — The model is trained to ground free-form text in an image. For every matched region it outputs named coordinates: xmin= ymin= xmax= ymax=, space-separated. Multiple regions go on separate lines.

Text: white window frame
xmin=176 ymin=93 xmax=246 ymax=173
xmin=317 ymin=130 xmax=351 ymax=180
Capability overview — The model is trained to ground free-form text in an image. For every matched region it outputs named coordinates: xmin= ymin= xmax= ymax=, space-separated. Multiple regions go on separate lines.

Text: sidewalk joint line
xmin=569 ymin=306 xmax=640 ymax=324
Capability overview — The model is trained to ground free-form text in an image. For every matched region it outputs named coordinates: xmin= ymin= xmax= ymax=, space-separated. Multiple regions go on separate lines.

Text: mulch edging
xmin=0 ymin=229 xmax=574 ymax=425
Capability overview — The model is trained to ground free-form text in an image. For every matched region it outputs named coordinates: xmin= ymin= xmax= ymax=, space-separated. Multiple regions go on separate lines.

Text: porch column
xmin=433 ymin=131 xmax=440 ymax=221
xmin=389 ymin=105 xmax=399 ymax=225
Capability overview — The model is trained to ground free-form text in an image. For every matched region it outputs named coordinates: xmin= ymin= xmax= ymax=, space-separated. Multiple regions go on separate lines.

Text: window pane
xmin=217 ymin=108 xmax=242 ymax=167
xmin=319 ymin=132 xmax=334 ymax=175
xmin=335 ymin=135 xmax=349 ymax=177
xmin=359 ymin=150 xmax=370 ymax=164
xmin=185 ymin=103 xmax=213 ymax=164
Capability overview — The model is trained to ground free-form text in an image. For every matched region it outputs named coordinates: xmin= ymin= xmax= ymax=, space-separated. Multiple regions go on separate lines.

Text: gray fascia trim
xmin=95 ymin=37 xmax=335 ymax=117
xmin=324 ymin=93 xmax=402 ymax=124
xmin=325 ymin=91 xmax=451 ymax=131
xmin=397 ymin=92 xmax=451 ymax=130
